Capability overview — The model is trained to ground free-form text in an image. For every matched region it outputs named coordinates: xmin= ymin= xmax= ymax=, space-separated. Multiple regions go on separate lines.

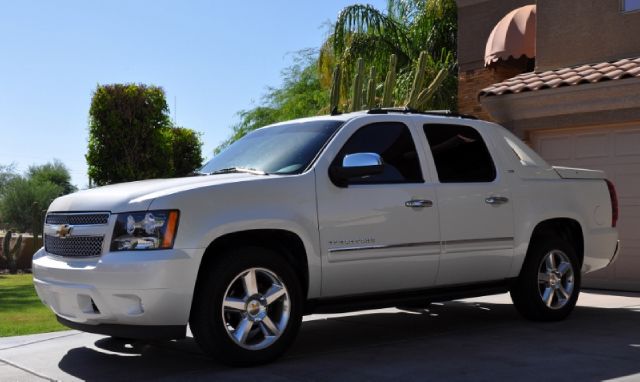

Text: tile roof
xmin=479 ymin=57 xmax=640 ymax=98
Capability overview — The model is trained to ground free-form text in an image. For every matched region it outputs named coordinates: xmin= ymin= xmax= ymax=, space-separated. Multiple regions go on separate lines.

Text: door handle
xmin=405 ymin=199 xmax=433 ymax=208
xmin=485 ymin=196 xmax=509 ymax=205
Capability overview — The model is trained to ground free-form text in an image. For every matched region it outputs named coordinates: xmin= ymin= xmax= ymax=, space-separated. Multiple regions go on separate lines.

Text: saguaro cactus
xmin=329 ymin=64 xmax=342 ymax=114
xmin=382 ymin=54 xmax=397 ymax=107
xmin=414 ymin=67 xmax=448 ymax=110
xmin=351 ymin=58 xmax=364 ymax=112
xmin=2 ymin=231 xmax=23 ymax=274
xmin=365 ymin=66 xmax=376 ymax=108
xmin=406 ymin=51 xmax=429 ymax=109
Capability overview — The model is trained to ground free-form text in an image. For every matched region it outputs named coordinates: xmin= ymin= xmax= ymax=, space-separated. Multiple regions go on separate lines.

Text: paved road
xmin=1 ymin=291 xmax=639 ymax=381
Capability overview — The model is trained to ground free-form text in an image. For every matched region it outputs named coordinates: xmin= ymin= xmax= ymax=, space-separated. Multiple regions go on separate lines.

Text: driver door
xmin=315 ymin=119 xmax=441 ymax=297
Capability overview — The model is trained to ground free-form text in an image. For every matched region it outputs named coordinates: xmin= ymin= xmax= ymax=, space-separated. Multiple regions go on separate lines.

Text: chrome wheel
xmin=538 ymin=250 xmax=575 ymax=310
xmin=222 ymin=267 xmax=290 ymax=350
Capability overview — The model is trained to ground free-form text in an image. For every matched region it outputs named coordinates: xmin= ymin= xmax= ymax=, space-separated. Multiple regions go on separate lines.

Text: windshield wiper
xmin=208 ymin=167 xmax=268 ymax=175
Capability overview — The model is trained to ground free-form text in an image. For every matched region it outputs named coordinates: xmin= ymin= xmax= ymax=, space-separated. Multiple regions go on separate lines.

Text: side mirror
xmin=330 ymin=152 xmax=384 ymax=186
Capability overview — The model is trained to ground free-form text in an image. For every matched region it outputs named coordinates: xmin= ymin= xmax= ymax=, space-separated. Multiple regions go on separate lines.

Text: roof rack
xmin=366 ymin=107 xmax=477 ymax=120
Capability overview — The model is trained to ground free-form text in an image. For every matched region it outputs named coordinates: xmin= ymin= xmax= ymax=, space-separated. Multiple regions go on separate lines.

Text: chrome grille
xmin=45 ymin=235 xmax=104 ymax=257
xmin=46 ymin=213 xmax=109 ymax=225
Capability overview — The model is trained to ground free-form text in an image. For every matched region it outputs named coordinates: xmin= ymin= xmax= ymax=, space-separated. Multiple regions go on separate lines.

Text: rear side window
xmin=335 ymin=122 xmax=423 ymax=184
xmin=423 ymin=124 xmax=496 ymax=183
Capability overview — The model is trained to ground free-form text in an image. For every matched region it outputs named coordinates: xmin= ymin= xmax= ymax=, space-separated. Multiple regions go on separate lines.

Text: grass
xmin=0 ymin=274 xmax=67 ymax=337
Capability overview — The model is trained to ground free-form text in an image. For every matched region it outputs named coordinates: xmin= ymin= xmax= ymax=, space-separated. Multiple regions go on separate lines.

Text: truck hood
xmin=48 ymin=173 xmax=262 ymax=213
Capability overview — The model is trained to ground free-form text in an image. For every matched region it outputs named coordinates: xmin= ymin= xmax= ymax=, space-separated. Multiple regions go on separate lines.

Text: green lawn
xmin=0 ymin=274 xmax=67 ymax=337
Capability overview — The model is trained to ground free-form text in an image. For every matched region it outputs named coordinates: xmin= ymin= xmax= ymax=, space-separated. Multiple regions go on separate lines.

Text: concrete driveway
xmin=1 ymin=291 xmax=639 ymax=381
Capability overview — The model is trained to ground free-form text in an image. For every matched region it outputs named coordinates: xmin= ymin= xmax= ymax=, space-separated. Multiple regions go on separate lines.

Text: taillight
xmin=605 ymin=179 xmax=618 ymax=227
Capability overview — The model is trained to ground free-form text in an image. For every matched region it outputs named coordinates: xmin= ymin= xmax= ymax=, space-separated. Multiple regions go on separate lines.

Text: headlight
xmin=111 ymin=210 xmax=179 ymax=251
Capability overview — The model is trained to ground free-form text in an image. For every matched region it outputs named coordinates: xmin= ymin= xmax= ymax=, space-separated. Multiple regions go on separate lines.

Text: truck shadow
xmin=57 ymin=300 xmax=640 ymax=381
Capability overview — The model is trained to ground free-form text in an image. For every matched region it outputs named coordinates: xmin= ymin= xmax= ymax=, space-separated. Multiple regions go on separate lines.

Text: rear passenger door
xmin=422 ymin=123 xmax=515 ymax=286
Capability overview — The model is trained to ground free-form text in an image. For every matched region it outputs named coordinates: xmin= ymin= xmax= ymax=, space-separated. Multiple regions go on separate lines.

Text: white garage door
xmin=531 ymin=124 xmax=640 ymax=291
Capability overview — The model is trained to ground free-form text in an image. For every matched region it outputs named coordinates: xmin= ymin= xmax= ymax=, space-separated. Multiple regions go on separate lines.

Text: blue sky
xmin=0 ymin=0 xmax=385 ymax=188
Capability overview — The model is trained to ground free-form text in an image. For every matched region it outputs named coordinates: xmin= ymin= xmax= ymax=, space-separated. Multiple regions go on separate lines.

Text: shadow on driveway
xmin=54 ymin=299 xmax=640 ymax=381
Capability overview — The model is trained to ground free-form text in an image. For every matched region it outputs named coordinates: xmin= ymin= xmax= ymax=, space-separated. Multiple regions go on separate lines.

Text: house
xmin=457 ymin=0 xmax=640 ymax=291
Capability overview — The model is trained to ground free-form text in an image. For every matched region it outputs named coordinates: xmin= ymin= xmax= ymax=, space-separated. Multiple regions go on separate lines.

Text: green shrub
xmin=171 ymin=126 xmax=204 ymax=176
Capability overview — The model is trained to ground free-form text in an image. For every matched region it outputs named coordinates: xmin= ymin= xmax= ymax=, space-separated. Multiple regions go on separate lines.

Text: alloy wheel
xmin=537 ymin=250 xmax=575 ymax=310
xmin=221 ymin=267 xmax=291 ymax=350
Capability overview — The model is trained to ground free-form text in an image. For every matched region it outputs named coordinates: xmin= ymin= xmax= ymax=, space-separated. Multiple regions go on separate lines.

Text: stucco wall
xmin=456 ymin=0 xmax=534 ymax=71
xmin=536 ymin=0 xmax=640 ymax=71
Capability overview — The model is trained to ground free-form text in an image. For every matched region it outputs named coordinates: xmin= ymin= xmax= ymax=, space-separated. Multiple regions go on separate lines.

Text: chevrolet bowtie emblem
xmin=56 ymin=224 xmax=73 ymax=238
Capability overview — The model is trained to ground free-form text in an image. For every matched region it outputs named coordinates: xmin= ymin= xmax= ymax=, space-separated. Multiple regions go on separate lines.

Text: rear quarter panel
xmin=509 ymin=178 xmax=617 ymax=276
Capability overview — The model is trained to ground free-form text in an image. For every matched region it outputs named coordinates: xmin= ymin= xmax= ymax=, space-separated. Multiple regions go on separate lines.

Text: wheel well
xmin=529 ymin=218 xmax=584 ymax=265
xmin=194 ymin=229 xmax=309 ymax=297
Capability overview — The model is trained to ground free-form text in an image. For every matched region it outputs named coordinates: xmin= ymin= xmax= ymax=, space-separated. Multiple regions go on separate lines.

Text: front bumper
xmin=32 ymin=247 xmax=202 ymax=331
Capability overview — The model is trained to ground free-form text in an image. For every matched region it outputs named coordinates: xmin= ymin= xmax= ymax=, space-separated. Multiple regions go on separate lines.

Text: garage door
xmin=531 ymin=124 xmax=640 ymax=291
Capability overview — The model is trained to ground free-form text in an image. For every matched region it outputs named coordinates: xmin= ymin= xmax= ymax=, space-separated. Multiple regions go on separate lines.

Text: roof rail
xmin=367 ymin=107 xmax=478 ymax=120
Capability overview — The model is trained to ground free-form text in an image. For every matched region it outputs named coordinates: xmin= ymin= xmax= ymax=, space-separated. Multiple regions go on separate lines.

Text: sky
xmin=0 ymin=0 xmax=386 ymax=188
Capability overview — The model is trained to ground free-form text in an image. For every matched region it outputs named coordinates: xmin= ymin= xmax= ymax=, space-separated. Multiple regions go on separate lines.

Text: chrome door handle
xmin=405 ymin=199 xmax=433 ymax=208
xmin=485 ymin=196 xmax=509 ymax=205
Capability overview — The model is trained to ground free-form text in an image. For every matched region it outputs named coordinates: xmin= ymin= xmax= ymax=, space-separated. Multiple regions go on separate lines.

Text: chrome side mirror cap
xmin=342 ymin=152 xmax=383 ymax=168
xmin=330 ymin=152 xmax=384 ymax=187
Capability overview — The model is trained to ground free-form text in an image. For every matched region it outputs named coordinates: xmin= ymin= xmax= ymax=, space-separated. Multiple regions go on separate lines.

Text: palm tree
xmin=319 ymin=0 xmax=457 ymax=111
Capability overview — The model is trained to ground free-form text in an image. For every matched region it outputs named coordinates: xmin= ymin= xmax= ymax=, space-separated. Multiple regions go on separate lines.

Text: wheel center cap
xmin=246 ymin=299 xmax=266 ymax=320
xmin=549 ymin=273 xmax=560 ymax=287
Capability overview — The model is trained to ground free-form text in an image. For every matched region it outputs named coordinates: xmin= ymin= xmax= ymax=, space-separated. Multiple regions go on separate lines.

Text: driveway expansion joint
xmin=0 ymin=356 xmax=57 ymax=382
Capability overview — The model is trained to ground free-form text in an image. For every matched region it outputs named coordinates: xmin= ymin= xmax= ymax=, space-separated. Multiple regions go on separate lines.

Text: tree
xmin=28 ymin=159 xmax=77 ymax=195
xmin=171 ymin=126 xmax=204 ymax=176
xmin=319 ymin=0 xmax=457 ymax=111
xmin=215 ymin=50 xmax=329 ymax=153
xmin=0 ymin=177 xmax=62 ymax=232
xmin=87 ymin=83 xmax=174 ymax=186
xmin=0 ymin=160 xmax=75 ymax=233
xmin=0 ymin=163 xmax=17 ymax=194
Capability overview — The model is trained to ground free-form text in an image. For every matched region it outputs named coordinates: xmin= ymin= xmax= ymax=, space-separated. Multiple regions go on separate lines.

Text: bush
xmin=87 ymin=84 xmax=174 ymax=186
xmin=87 ymin=83 xmax=204 ymax=185
xmin=171 ymin=127 xmax=204 ymax=176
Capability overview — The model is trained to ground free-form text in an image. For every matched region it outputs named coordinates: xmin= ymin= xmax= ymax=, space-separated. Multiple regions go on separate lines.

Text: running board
xmin=305 ymin=279 xmax=513 ymax=314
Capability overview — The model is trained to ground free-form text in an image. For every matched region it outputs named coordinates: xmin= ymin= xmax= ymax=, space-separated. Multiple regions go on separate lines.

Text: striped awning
xmin=485 ymin=5 xmax=536 ymax=66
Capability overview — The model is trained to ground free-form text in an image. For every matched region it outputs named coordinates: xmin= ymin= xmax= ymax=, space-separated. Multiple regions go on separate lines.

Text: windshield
xmin=200 ymin=120 xmax=344 ymax=175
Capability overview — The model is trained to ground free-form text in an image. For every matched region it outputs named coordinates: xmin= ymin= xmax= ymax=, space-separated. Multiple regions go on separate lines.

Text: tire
xmin=510 ymin=236 xmax=581 ymax=321
xmin=190 ymin=246 xmax=303 ymax=366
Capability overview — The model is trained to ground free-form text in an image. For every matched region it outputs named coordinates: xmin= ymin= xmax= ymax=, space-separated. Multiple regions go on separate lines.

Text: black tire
xmin=510 ymin=236 xmax=581 ymax=321
xmin=190 ymin=246 xmax=303 ymax=366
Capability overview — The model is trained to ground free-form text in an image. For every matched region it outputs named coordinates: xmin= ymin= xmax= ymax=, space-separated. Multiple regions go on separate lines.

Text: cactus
xmin=2 ymin=231 xmax=22 ymax=274
xmin=382 ymin=54 xmax=397 ymax=107
xmin=329 ymin=64 xmax=342 ymax=114
xmin=351 ymin=58 xmax=364 ymax=112
xmin=414 ymin=67 xmax=448 ymax=110
xmin=406 ymin=51 xmax=428 ymax=109
xmin=365 ymin=66 xmax=376 ymax=109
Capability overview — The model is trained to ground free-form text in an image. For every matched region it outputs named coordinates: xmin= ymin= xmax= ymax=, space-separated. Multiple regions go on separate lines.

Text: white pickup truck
xmin=33 ymin=109 xmax=619 ymax=365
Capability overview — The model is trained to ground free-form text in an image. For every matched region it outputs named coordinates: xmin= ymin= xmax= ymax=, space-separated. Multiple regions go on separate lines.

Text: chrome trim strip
xmin=328 ymin=237 xmax=514 ymax=254
xmin=443 ymin=237 xmax=514 ymax=254
xmin=445 ymin=237 xmax=513 ymax=246
xmin=328 ymin=241 xmax=440 ymax=253
xmin=45 ymin=211 xmax=111 ymax=226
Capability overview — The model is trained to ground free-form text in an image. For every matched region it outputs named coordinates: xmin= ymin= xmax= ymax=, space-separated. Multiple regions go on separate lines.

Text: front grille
xmin=45 ymin=235 xmax=104 ymax=257
xmin=46 ymin=213 xmax=109 ymax=225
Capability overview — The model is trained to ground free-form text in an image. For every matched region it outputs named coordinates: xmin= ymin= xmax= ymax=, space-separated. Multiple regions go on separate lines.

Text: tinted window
xmin=335 ymin=122 xmax=423 ymax=184
xmin=424 ymin=124 xmax=496 ymax=183
xmin=200 ymin=120 xmax=343 ymax=175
